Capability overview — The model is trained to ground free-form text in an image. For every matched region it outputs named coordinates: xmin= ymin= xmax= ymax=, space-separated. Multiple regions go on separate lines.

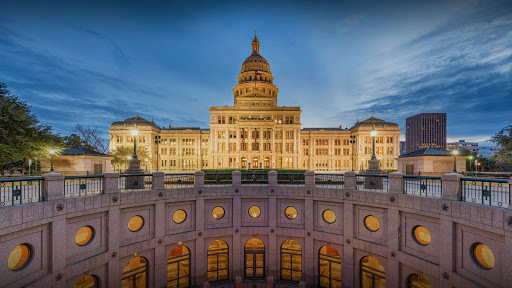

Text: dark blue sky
xmin=1 ymin=0 xmax=511 ymax=145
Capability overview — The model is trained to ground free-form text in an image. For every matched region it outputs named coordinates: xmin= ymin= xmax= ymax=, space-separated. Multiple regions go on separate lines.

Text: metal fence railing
xmin=119 ymin=174 xmax=153 ymax=192
xmin=0 ymin=177 xmax=44 ymax=206
xmin=164 ymin=174 xmax=195 ymax=188
xmin=204 ymin=173 xmax=232 ymax=186
xmin=460 ymin=177 xmax=510 ymax=207
xmin=241 ymin=172 xmax=269 ymax=185
xmin=277 ymin=173 xmax=305 ymax=185
xmin=356 ymin=174 xmax=389 ymax=192
xmin=403 ymin=176 xmax=442 ymax=198
xmin=315 ymin=174 xmax=345 ymax=188
xmin=64 ymin=175 xmax=104 ymax=198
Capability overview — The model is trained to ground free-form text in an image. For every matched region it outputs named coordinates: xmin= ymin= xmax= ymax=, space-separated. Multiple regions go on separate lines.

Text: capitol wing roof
xmin=399 ymin=147 xmax=452 ymax=157
xmin=111 ymin=114 xmax=161 ymax=129
xmin=349 ymin=115 xmax=399 ymax=130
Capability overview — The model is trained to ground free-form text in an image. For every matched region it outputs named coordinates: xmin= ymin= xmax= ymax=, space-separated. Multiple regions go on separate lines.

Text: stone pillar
xmin=298 ymin=281 xmax=307 ymax=288
xmin=267 ymin=276 xmax=274 ymax=288
xmin=344 ymin=171 xmax=356 ymax=190
xmin=125 ymin=159 xmax=145 ymax=189
xmin=441 ymin=173 xmax=462 ymax=201
xmin=388 ymin=172 xmax=404 ymax=194
xmin=152 ymin=171 xmax=165 ymax=190
xmin=509 ymin=177 xmax=512 ymax=210
xmin=268 ymin=170 xmax=278 ymax=186
xmin=305 ymin=170 xmax=315 ymax=187
xmin=232 ymin=170 xmax=241 ymax=186
xmin=235 ymin=276 xmax=242 ymax=288
xmin=194 ymin=171 xmax=205 ymax=187
xmin=43 ymin=172 xmax=64 ymax=200
xmin=103 ymin=172 xmax=119 ymax=194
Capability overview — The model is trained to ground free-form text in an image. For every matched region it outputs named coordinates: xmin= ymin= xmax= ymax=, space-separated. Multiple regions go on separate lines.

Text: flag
xmin=255 ymin=71 xmax=262 ymax=76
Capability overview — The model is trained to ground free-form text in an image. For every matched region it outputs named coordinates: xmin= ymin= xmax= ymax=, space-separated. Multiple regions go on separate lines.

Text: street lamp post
xmin=145 ymin=158 xmax=149 ymax=172
xmin=468 ymin=155 xmax=474 ymax=174
xmin=126 ymin=156 xmax=131 ymax=172
xmin=49 ymin=149 xmax=55 ymax=172
xmin=452 ymin=150 xmax=459 ymax=172
xmin=370 ymin=130 xmax=377 ymax=160
xmin=154 ymin=135 xmax=161 ymax=171
xmin=361 ymin=158 xmax=365 ymax=171
xmin=131 ymin=130 xmax=138 ymax=160
xmin=350 ymin=135 xmax=356 ymax=171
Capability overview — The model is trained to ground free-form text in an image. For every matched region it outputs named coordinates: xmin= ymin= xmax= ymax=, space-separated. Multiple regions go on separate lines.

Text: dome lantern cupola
xmin=251 ymin=30 xmax=260 ymax=55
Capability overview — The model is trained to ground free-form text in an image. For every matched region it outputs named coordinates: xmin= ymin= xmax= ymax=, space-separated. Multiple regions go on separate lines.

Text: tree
xmin=63 ymin=133 xmax=97 ymax=151
xmin=0 ymin=83 xmax=65 ymax=174
xmin=490 ymin=125 xmax=512 ymax=163
xmin=110 ymin=146 xmax=149 ymax=172
xmin=73 ymin=124 xmax=109 ymax=153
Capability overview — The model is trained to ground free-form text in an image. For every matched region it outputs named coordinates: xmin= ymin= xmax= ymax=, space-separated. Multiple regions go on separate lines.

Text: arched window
xmin=281 ymin=240 xmax=302 ymax=282
xmin=245 ymin=238 xmax=265 ymax=279
xmin=207 ymin=240 xmax=229 ymax=282
xmin=167 ymin=246 xmax=190 ymax=288
xmin=74 ymin=275 xmax=99 ymax=288
xmin=360 ymin=256 xmax=385 ymax=288
xmin=122 ymin=257 xmax=148 ymax=288
xmin=319 ymin=245 xmax=341 ymax=288
xmin=407 ymin=274 xmax=431 ymax=288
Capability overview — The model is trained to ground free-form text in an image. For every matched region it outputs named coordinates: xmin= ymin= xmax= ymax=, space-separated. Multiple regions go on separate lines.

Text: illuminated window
xmin=285 ymin=206 xmax=298 ymax=219
xmin=207 ymin=240 xmax=229 ymax=282
xmin=212 ymin=207 xmax=225 ymax=219
xmin=167 ymin=246 xmax=190 ymax=288
xmin=128 ymin=215 xmax=144 ymax=232
xmin=245 ymin=238 xmax=265 ymax=278
xmin=364 ymin=216 xmax=380 ymax=232
xmin=75 ymin=226 xmax=95 ymax=246
xmin=173 ymin=210 xmax=187 ymax=224
xmin=122 ymin=257 xmax=148 ymax=288
xmin=8 ymin=244 xmax=32 ymax=271
xmin=322 ymin=210 xmax=336 ymax=224
xmin=407 ymin=274 xmax=431 ymax=288
xmin=74 ymin=275 xmax=99 ymax=288
xmin=248 ymin=206 xmax=261 ymax=218
xmin=281 ymin=240 xmax=302 ymax=282
xmin=360 ymin=256 xmax=385 ymax=288
xmin=472 ymin=243 xmax=495 ymax=270
xmin=413 ymin=226 xmax=431 ymax=246
xmin=319 ymin=245 xmax=341 ymax=288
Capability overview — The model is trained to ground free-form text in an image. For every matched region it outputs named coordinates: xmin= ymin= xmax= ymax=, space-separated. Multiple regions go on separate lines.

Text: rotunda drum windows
xmin=322 ymin=209 xmax=336 ymax=224
xmin=413 ymin=226 xmax=431 ymax=246
xmin=128 ymin=215 xmax=144 ymax=232
xmin=364 ymin=216 xmax=380 ymax=232
xmin=212 ymin=206 xmax=225 ymax=219
xmin=75 ymin=226 xmax=95 ymax=246
xmin=472 ymin=243 xmax=495 ymax=270
xmin=248 ymin=205 xmax=261 ymax=218
xmin=173 ymin=209 xmax=187 ymax=224
xmin=8 ymin=244 xmax=32 ymax=271
xmin=285 ymin=206 xmax=298 ymax=219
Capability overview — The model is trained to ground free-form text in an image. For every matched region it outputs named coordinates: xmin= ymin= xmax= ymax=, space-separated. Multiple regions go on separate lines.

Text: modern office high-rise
xmin=406 ymin=113 xmax=447 ymax=153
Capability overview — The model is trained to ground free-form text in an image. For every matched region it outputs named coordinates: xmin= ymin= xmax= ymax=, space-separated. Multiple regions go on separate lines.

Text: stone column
xmin=388 ymin=172 xmax=404 ymax=194
xmin=232 ymin=170 xmax=241 ymax=186
xmin=268 ymin=170 xmax=278 ymax=186
xmin=441 ymin=173 xmax=462 ymax=201
xmin=103 ymin=172 xmax=119 ymax=194
xmin=194 ymin=171 xmax=205 ymax=187
xmin=43 ymin=172 xmax=64 ymax=200
xmin=305 ymin=170 xmax=315 ymax=187
xmin=344 ymin=171 xmax=356 ymax=190
xmin=152 ymin=171 xmax=165 ymax=190
xmin=267 ymin=276 xmax=274 ymax=288
xmin=235 ymin=276 xmax=242 ymax=288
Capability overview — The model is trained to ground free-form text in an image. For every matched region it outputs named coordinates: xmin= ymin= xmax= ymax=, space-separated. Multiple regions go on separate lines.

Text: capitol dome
xmin=240 ymin=32 xmax=271 ymax=73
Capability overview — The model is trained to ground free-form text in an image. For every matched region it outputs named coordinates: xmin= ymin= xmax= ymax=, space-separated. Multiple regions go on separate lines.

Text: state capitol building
xmin=109 ymin=34 xmax=401 ymax=172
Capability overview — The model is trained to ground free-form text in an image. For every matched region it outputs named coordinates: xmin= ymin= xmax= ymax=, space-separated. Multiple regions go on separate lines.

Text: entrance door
xmin=264 ymin=158 xmax=270 ymax=169
xmin=252 ymin=157 xmax=259 ymax=169
xmin=406 ymin=164 xmax=414 ymax=175
xmin=94 ymin=164 xmax=102 ymax=175
xmin=241 ymin=157 xmax=247 ymax=169
xmin=245 ymin=238 xmax=265 ymax=279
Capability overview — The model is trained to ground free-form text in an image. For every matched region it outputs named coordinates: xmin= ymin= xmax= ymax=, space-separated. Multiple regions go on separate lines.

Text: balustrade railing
xmin=119 ymin=174 xmax=153 ymax=192
xmin=164 ymin=173 xmax=194 ymax=188
xmin=356 ymin=174 xmax=389 ymax=192
xmin=241 ymin=172 xmax=269 ymax=185
xmin=403 ymin=176 xmax=442 ymax=198
xmin=315 ymin=174 xmax=345 ymax=188
xmin=64 ymin=175 xmax=104 ymax=198
xmin=277 ymin=173 xmax=305 ymax=185
xmin=0 ymin=177 xmax=44 ymax=206
xmin=460 ymin=177 xmax=510 ymax=207
xmin=205 ymin=173 xmax=232 ymax=186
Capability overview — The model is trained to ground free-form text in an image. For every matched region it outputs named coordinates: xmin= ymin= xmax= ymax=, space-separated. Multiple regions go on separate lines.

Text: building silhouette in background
xmin=406 ymin=113 xmax=446 ymax=153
